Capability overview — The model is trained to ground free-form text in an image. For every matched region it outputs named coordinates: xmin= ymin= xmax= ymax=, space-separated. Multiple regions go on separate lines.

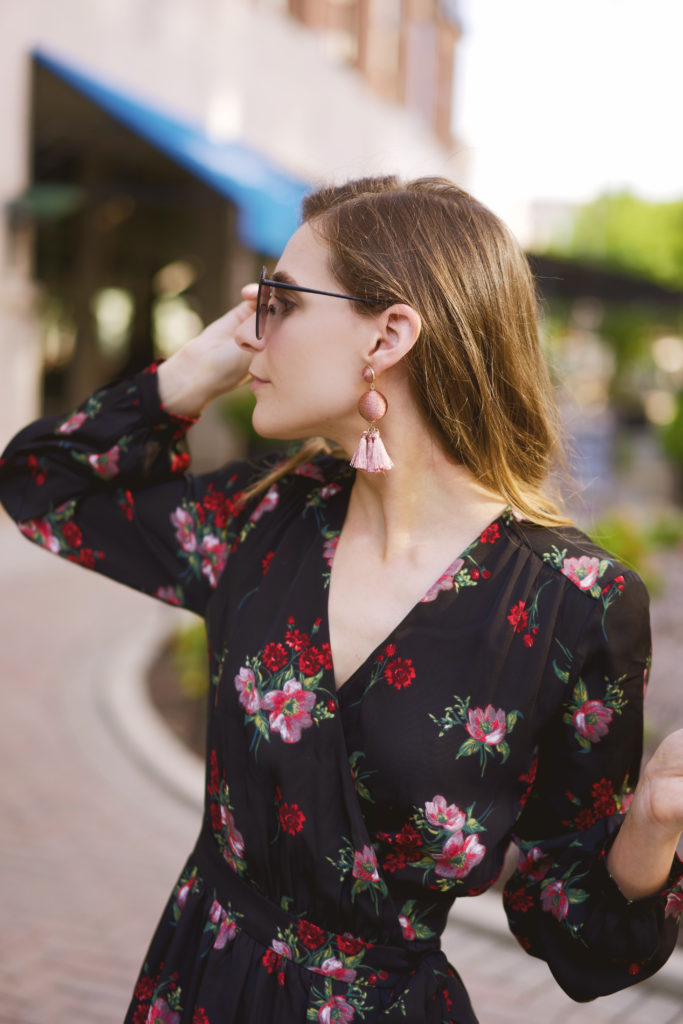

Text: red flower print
xmin=285 ymin=628 xmax=310 ymax=651
xmin=541 ymin=879 xmax=569 ymax=920
xmin=434 ymin=832 xmax=486 ymax=879
xmin=506 ymin=887 xmax=534 ymax=912
xmin=263 ymin=642 xmax=288 ymax=671
xmin=62 ymin=521 xmax=82 ymax=548
xmin=279 ymin=802 xmax=306 ymax=835
xmin=465 ymin=705 xmax=507 ymax=745
xmin=424 ymin=795 xmax=466 ymax=832
xmin=234 ymin=667 xmax=261 ymax=714
xmin=78 ymin=547 xmax=97 ymax=569
xmin=321 ymin=643 xmax=333 ymax=670
xmin=398 ymin=913 xmax=416 ymax=941
xmin=192 ymin=1010 xmax=210 ymax=1024
xmin=262 ymin=948 xmax=282 ymax=974
xmin=170 ymin=451 xmax=190 ymax=474
xmin=507 ymin=600 xmax=528 ymax=633
xmin=561 ymin=555 xmax=600 ymax=591
xmin=261 ymin=551 xmax=274 ymax=574
xmin=479 ymin=523 xmax=500 ymax=543
xmin=317 ymin=994 xmax=354 ymax=1023
xmin=299 ymin=646 xmax=325 ymax=676
xmin=297 ymin=919 xmax=326 ymax=949
xmin=383 ymin=657 xmax=415 ymax=690
xmin=262 ymin=679 xmax=316 ymax=743
xmin=352 ymin=844 xmax=381 ymax=882
xmin=572 ymin=700 xmax=613 ymax=742
xmin=421 ymin=557 xmax=464 ymax=603
xmin=336 ymin=934 xmax=365 ymax=956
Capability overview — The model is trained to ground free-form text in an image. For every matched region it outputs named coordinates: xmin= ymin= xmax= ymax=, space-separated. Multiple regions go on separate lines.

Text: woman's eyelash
xmin=267 ymin=295 xmax=295 ymax=315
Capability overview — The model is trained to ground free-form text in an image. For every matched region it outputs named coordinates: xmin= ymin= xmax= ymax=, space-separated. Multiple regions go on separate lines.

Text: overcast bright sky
xmin=454 ymin=0 xmax=682 ymax=210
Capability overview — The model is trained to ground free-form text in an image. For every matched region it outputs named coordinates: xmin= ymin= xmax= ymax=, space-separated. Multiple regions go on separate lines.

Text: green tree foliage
xmin=560 ymin=192 xmax=683 ymax=289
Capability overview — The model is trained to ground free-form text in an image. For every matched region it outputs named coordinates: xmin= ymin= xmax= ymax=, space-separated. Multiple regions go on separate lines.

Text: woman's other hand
xmin=157 ymin=284 xmax=258 ymax=419
xmin=606 ymin=728 xmax=683 ymax=900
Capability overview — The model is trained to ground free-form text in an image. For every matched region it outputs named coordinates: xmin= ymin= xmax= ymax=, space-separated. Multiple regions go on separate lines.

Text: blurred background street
xmin=1 ymin=1 xmax=682 ymax=1022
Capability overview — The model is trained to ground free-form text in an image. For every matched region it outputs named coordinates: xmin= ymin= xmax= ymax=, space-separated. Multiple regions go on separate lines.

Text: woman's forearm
xmin=606 ymin=728 xmax=683 ymax=900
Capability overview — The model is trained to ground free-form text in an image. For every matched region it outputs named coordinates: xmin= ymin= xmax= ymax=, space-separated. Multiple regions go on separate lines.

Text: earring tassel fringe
xmin=350 ymin=429 xmax=393 ymax=472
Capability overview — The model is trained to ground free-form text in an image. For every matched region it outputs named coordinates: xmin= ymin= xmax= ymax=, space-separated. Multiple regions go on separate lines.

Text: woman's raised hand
xmin=157 ymin=284 xmax=258 ymax=419
xmin=606 ymin=727 xmax=683 ymax=900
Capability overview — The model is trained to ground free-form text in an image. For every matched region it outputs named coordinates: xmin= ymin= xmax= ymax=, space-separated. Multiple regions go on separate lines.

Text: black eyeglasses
xmin=255 ymin=266 xmax=377 ymax=339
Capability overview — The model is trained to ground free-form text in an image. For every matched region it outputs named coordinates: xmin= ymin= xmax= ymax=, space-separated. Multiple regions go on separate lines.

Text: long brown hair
xmin=246 ymin=175 xmax=569 ymax=526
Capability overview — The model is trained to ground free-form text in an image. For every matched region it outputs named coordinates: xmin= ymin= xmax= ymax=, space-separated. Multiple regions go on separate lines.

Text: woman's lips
xmin=250 ymin=375 xmax=269 ymax=391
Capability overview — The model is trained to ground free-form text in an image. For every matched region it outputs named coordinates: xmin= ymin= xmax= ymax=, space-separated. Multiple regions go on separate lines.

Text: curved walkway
xmin=1 ymin=517 xmax=681 ymax=1023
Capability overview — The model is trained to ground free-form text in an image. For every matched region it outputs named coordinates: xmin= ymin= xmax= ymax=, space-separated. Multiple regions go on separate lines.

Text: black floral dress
xmin=1 ymin=365 xmax=682 ymax=1024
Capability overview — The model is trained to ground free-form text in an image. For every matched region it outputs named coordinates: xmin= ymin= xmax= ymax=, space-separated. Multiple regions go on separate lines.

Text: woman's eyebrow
xmin=271 ymin=270 xmax=298 ymax=286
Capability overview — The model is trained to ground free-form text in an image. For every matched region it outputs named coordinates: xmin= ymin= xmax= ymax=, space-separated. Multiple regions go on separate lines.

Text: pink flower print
xmin=175 ymin=879 xmax=195 ymax=909
xmin=421 ymin=557 xmax=465 ymax=603
xmin=148 ymin=998 xmax=180 ymax=1024
xmin=518 ymin=846 xmax=552 ymax=882
xmin=541 ymin=879 xmax=569 ymax=920
xmin=561 ymin=555 xmax=600 ymax=591
xmin=199 ymin=534 xmax=228 ymax=588
xmin=87 ymin=444 xmax=121 ymax=479
xmin=155 ymin=585 xmax=182 ymax=606
xmin=318 ymin=994 xmax=355 ymax=1024
xmin=57 ymin=410 xmax=88 ymax=434
xmin=310 ymin=957 xmax=357 ymax=983
xmin=209 ymin=899 xmax=223 ymax=924
xmin=320 ymin=483 xmax=342 ymax=499
xmin=434 ymin=832 xmax=486 ymax=879
xmin=220 ymin=806 xmax=245 ymax=860
xmin=293 ymin=461 xmax=325 ymax=481
xmin=19 ymin=517 xmax=60 ymax=553
xmin=170 ymin=507 xmax=197 ymax=552
xmin=665 ymin=886 xmax=683 ymax=921
xmin=424 ymin=795 xmax=466 ymax=833
xmin=251 ymin=485 xmax=279 ymax=522
xmin=262 ymin=679 xmax=316 ymax=743
xmin=573 ymin=700 xmax=613 ymax=742
xmin=352 ymin=844 xmax=381 ymax=883
xmin=466 ymin=705 xmax=507 ymax=746
xmin=398 ymin=914 xmax=416 ymax=941
xmin=234 ymin=667 xmax=261 ymax=714
xmin=214 ymin=910 xmax=238 ymax=949
xmin=272 ymin=938 xmax=293 ymax=959
xmin=322 ymin=535 xmax=339 ymax=567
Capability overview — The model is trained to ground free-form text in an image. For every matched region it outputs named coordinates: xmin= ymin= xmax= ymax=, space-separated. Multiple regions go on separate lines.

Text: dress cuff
xmin=135 ymin=362 xmax=200 ymax=430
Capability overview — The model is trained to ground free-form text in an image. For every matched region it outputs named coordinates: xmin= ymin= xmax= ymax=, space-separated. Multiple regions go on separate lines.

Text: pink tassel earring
xmin=350 ymin=366 xmax=394 ymax=472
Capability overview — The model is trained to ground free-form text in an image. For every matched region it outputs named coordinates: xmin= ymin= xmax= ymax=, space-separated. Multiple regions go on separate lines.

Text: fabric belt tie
xmin=189 ymin=820 xmax=441 ymax=987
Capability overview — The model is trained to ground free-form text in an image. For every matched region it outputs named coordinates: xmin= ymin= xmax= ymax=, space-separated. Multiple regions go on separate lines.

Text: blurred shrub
xmin=589 ymin=510 xmax=683 ymax=595
xmin=170 ymin=620 xmax=209 ymax=699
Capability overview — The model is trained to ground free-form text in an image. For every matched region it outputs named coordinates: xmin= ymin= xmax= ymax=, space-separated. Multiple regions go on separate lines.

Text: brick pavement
xmin=1 ymin=515 xmax=682 ymax=1024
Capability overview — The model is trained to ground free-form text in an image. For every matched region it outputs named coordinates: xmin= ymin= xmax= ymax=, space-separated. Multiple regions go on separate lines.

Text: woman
xmin=1 ymin=176 xmax=682 ymax=1024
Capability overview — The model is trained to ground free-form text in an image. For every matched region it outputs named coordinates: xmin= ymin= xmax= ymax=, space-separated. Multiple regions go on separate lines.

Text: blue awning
xmin=33 ymin=49 xmax=310 ymax=256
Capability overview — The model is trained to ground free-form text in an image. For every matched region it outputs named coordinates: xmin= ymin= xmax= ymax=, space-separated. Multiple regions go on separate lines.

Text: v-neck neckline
xmin=320 ymin=476 xmax=512 ymax=701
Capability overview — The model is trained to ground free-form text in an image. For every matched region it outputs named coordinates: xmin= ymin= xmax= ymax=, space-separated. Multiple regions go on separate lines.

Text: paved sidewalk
xmin=1 ymin=516 xmax=682 ymax=1024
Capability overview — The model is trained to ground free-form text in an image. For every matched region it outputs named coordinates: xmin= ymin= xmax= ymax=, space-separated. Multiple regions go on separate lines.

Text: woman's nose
xmin=234 ymin=311 xmax=264 ymax=352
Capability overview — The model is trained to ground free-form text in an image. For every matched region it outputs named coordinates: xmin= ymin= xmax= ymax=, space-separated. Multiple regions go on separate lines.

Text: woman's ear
xmin=366 ymin=304 xmax=422 ymax=374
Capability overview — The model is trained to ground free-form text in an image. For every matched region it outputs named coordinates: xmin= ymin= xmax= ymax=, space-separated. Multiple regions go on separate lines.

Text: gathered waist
xmin=189 ymin=819 xmax=442 ymax=986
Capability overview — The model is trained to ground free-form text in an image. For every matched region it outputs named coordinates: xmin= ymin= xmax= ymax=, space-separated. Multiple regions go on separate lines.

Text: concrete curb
xmin=103 ymin=607 xmax=683 ymax=999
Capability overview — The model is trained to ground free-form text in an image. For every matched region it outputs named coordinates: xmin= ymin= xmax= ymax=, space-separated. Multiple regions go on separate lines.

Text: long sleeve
xmin=503 ymin=568 xmax=683 ymax=1000
xmin=0 ymin=365 xmax=267 ymax=616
